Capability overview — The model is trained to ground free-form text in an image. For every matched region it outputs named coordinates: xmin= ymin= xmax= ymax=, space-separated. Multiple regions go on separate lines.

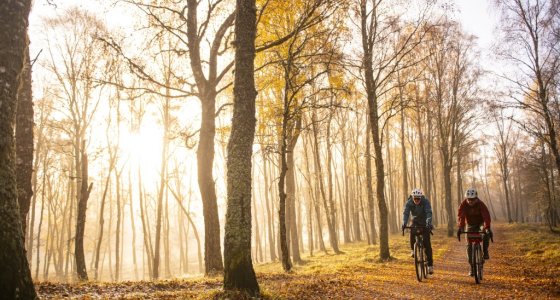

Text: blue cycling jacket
xmin=402 ymin=196 xmax=433 ymax=226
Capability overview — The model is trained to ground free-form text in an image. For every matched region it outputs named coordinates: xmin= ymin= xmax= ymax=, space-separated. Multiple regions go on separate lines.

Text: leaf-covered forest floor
xmin=37 ymin=223 xmax=560 ymax=299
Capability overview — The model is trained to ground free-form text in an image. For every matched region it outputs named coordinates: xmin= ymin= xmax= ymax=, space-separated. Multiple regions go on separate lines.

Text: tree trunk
xmin=302 ymin=134 xmax=319 ymax=256
xmin=335 ymin=166 xmax=347 ymax=240
xmin=416 ymin=97 xmax=428 ymax=197
xmin=262 ymin=151 xmax=277 ymax=261
xmin=399 ymin=85 xmax=409 ymax=213
xmin=153 ymin=97 xmax=170 ymax=279
xmin=306 ymin=179 xmax=314 ymax=255
xmin=197 ymin=98 xmax=223 ymax=275
xmin=185 ymin=0 xmax=236 ymax=276
xmin=138 ymin=168 xmax=153 ymax=278
xmin=514 ymin=158 xmax=524 ymax=222
xmin=303 ymin=122 xmax=326 ymax=253
xmin=252 ymin=179 xmax=263 ymax=263
xmin=297 ymin=184 xmax=304 ymax=252
xmin=75 ymin=142 xmax=92 ymax=281
xmin=285 ymin=114 xmax=302 ymax=262
xmin=325 ymin=110 xmax=341 ymax=253
xmin=35 ymin=155 xmax=49 ymax=280
xmin=107 ymin=198 xmax=114 ymax=280
xmin=385 ymin=126 xmax=398 ymax=234
xmin=352 ymin=118 xmax=369 ymax=242
xmin=223 ymin=0 xmax=259 ymax=294
xmin=442 ymin=157 xmax=454 ymax=237
xmin=27 ymin=109 xmax=46 ymax=264
xmin=427 ymin=116 xmax=438 ymax=224
xmin=44 ymin=204 xmax=53 ymax=280
xmin=94 ymin=154 xmax=115 ymax=280
xmin=179 ymin=210 xmax=187 ymax=273
xmin=339 ymin=119 xmax=352 ymax=243
xmin=167 ymin=182 xmax=204 ymax=274
xmin=0 ymin=1 xmax=36 ymax=294
xmin=128 ymin=171 xmax=139 ymax=279
xmin=456 ymin=155 xmax=463 ymax=207
xmin=164 ymin=188 xmax=172 ymax=277
xmin=115 ymin=170 xmax=122 ymax=280
xmin=365 ymin=116 xmax=377 ymax=244
xmin=343 ymin=122 xmax=363 ymax=241
xmin=65 ymin=168 xmax=75 ymax=279
xmin=189 ymin=196 xmax=204 ymax=273
xmin=286 ymin=148 xmax=302 ymax=263
xmin=501 ymin=163 xmax=513 ymax=223
xmin=16 ymin=43 xmax=34 ymax=242
xmin=481 ymin=159 xmax=498 ymax=220
xmin=361 ymin=2 xmax=390 ymax=258
xmin=60 ymin=203 xmax=68 ymax=277
xmin=371 ymin=115 xmax=390 ymax=258
xmin=278 ymin=133 xmax=292 ymax=271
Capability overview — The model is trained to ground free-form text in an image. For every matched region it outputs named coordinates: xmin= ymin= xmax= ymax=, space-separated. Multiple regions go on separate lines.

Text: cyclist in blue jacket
xmin=402 ymin=188 xmax=434 ymax=274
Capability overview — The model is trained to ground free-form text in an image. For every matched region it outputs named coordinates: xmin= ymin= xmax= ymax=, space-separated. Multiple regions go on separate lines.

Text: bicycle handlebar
xmin=402 ymin=225 xmax=433 ymax=236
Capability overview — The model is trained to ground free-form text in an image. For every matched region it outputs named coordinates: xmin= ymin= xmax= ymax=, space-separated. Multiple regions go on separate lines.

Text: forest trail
xmin=362 ymin=224 xmax=560 ymax=299
xmin=37 ymin=223 xmax=559 ymax=299
xmin=259 ymin=223 xmax=559 ymax=299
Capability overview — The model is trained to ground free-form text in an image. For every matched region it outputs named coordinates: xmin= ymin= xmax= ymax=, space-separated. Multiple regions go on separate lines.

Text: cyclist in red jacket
xmin=457 ymin=188 xmax=492 ymax=276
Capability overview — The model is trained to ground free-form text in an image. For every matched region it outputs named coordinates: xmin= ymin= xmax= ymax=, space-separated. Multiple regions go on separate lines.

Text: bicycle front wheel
xmin=414 ymin=242 xmax=423 ymax=282
xmin=476 ymin=244 xmax=484 ymax=281
xmin=473 ymin=244 xmax=482 ymax=284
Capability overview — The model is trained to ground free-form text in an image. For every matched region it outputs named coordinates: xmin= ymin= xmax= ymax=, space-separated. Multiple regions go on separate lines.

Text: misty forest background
xmin=2 ymin=0 xmax=560 ymax=296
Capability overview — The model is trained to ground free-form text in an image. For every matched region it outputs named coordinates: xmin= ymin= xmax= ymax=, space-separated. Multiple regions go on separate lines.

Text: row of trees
xmin=0 ymin=0 xmax=558 ymax=297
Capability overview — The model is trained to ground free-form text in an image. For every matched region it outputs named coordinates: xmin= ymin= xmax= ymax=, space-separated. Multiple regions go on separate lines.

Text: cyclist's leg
xmin=483 ymin=231 xmax=490 ymax=258
xmin=466 ymin=242 xmax=473 ymax=265
xmin=409 ymin=230 xmax=415 ymax=252
xmin=423 ymin=229 xmax=433 ymax=267
xmin=466 ymin=224 xmax=478 ymax=266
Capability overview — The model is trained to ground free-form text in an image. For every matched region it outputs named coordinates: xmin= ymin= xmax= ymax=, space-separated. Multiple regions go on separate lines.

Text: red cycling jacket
xmin=457 ymin=198 xmax=491 ymax=229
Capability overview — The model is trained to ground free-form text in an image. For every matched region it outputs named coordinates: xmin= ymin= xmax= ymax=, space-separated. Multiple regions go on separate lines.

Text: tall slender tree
xmin=0 ymin=0 xmax=37 ymax=298
xmin=493 ymin=108 xmax=518 ymax=223
xmin=223 ymin=0 xmax=259 ymax=295
xmin=16 ymin=41 xmax=34 ymax=242
xmin=43 ymin=8 xmax=108 ymax=279
xmin=358 ymin=0 xmax=432 ymax=258
xmin=425 ymin=22 xmax=479 ymax=236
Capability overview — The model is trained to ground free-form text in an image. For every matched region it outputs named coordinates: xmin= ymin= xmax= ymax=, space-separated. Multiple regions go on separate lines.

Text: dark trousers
xmin=466 ymin=224 xmax=490 ymax=265
xmin=409 ymin=228 xmax=433 ymax=267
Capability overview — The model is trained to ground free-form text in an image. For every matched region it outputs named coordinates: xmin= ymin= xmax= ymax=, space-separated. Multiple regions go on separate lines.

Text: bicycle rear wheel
xmin=414 ymin=242 xmax=423 ymax=282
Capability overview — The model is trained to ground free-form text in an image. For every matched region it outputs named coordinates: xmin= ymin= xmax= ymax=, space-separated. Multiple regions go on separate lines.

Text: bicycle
xmin=458 ymin=230 xmax=494 ymax=284
xmin=402 ymin=225 xmax=433 ymax=282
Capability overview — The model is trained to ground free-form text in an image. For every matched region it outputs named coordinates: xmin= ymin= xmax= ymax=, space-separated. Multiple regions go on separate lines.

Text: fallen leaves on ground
xmin=37 ymin=223 xmax=560 ymax=299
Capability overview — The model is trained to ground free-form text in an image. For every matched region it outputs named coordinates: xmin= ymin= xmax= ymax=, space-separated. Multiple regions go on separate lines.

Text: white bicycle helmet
xmin=411 ymin=188 xmax=423 ymax=198
xmin=465 ymin=188 xmax=478 ymax=199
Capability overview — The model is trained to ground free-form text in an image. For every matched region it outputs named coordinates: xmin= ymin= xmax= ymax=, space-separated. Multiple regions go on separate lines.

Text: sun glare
xmin=119 ymin=121 xmax=164 ymax=182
